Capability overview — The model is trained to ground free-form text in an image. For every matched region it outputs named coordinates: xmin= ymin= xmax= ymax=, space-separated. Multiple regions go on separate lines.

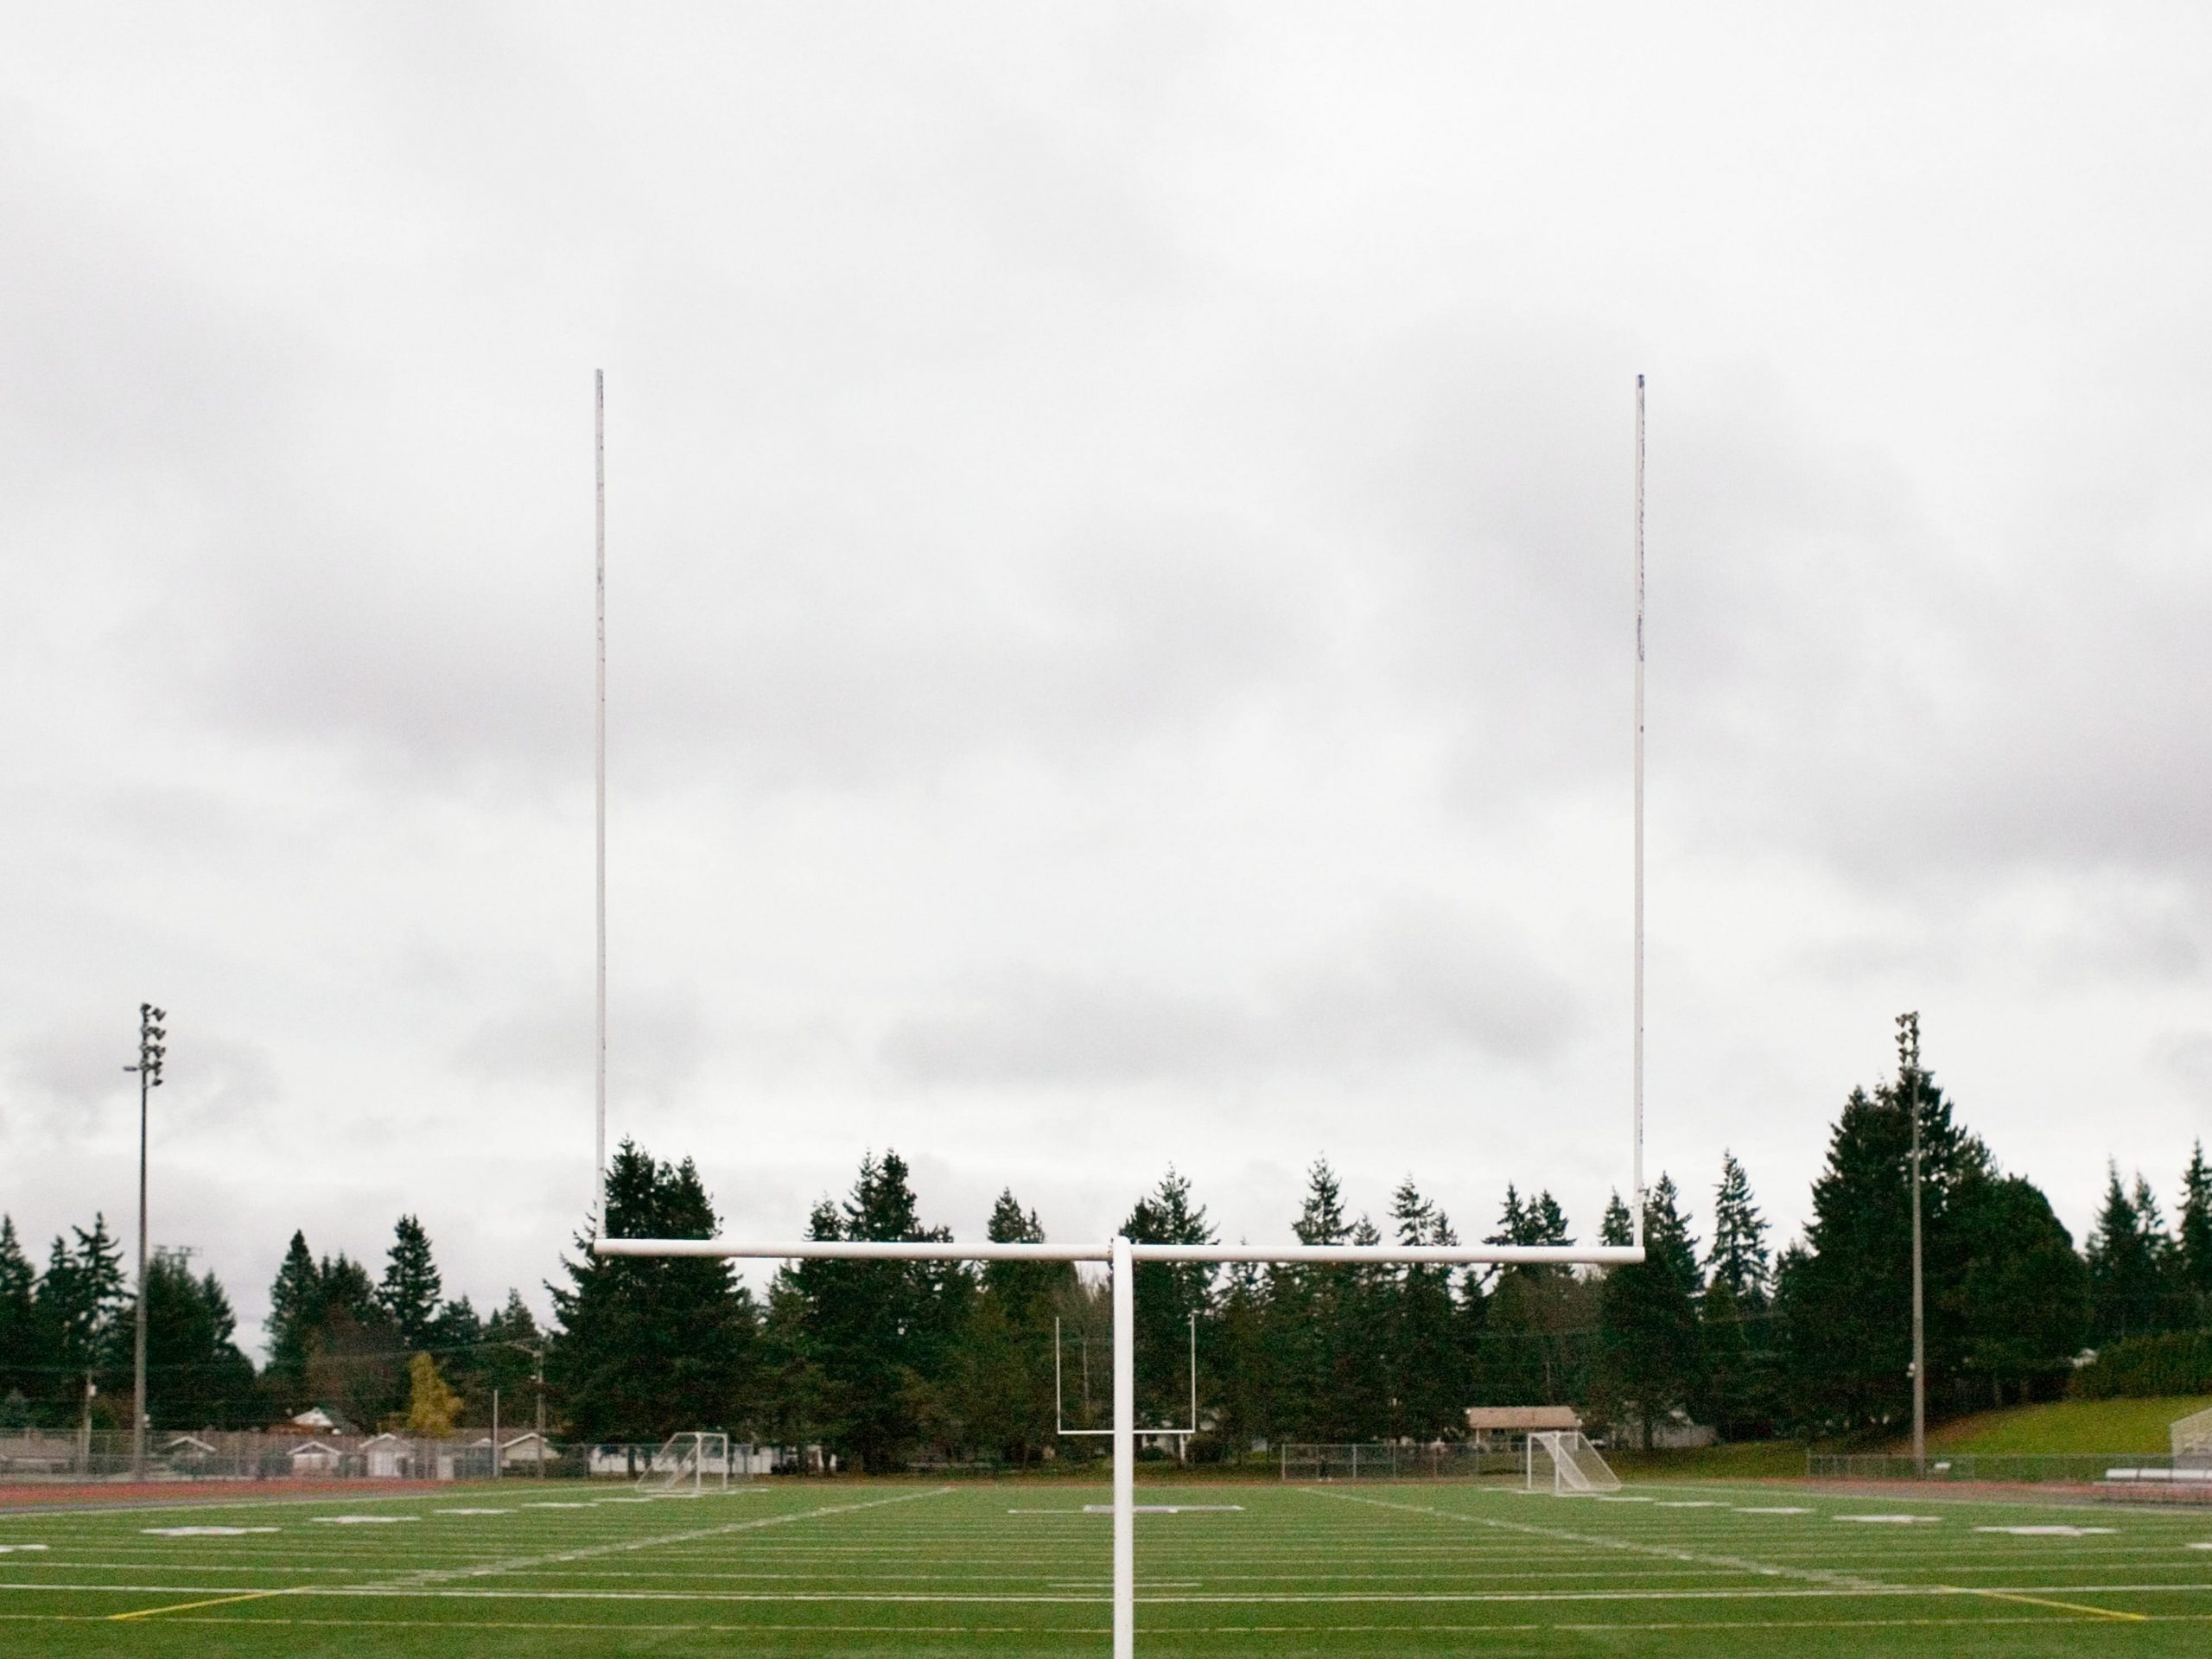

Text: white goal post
xmin=1526 ymin=1430 xmax=1623 ymax=1495
xmin=639 ymin=1431 xmax=729 ymax=1495
xmin=583 ymin=373 xmax=1655 ymax=1659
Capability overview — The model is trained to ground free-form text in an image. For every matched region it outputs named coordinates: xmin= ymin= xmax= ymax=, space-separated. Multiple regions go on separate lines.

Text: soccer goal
xmin=639 ymin=1431 xmax=730 ymax=1495
xmin=1526 ymin=1430 xmax=1623 ymax=1495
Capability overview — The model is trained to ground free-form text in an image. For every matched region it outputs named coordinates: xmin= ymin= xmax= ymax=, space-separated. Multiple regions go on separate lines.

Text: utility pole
xmin=124 ymin=1003 xmax=166 ymax=1481
xmin=1897 ymin=1010 xmax=1924 ymax=1476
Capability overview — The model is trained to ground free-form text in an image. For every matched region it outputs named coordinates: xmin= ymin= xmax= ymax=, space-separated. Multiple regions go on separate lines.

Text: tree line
xmin=5 ymin=1055 xmax=2210 ymax=1459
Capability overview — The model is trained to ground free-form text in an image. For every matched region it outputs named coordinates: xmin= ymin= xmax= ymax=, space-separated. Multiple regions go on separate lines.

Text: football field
xmin=5 ymin=1478 xmax=2212 ymax=1656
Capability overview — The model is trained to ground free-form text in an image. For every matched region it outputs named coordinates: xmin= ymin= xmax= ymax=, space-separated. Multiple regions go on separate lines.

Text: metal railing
xmin=1808 ymin=1452 xmax=2212 ymax=1484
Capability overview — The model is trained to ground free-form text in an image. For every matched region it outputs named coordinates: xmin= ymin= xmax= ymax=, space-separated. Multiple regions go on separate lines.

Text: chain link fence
xmin=0 ymin=1429 xmax=791 ymax=1485
xmin=1277 ymin=1442 xmax=1523 ymax=1481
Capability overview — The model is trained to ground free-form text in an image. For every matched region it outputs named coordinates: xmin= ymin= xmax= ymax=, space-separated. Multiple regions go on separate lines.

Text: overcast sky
xmin=5 ymin=4 xmax=2209 ymax=1353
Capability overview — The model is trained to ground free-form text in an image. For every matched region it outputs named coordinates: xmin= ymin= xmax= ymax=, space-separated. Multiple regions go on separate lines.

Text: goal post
xmin=582 ymin=372 xmax=1656 ymax=1659
xmin=1526 ymin=1430 xmax=1623 ymax=1495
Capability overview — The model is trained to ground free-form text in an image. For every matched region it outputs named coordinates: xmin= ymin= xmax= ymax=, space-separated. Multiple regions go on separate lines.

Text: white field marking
xmin=1592 ymin=1495 xmax=1652 ymax=1503
xmin=1652 ymin=1501 xmax=1725 ymax=1509
xmin=1834 ymin=1515 xmax=1941 ymax=1525
xmin=20 ymin=1612 xmax=2212 ymax=1637
xmin=522 ymin=1503 xmax=593 ymax=1510
xmin=140 ymin=1527 xmax=280 ymax=1538
xmin=1305 ymin=1488 xmax=1896 ymax=1595
xmin=1974 ymin=1526 xmax=2116 ymax=1537
xmin=0 ymin=1546 xmax=50 ymax=1553
xmin=1737 ymin=1507 xmax=1812 ymax=1515
xmin=46 ymin=1488 xmax=957 ymax=1624
xmin=1078 ymin=1504 xmax=1243 ymax=1515
xmin=2191 ymin=1543 xmax=2212 ymax=1551
xmin=310 ymin=1516 xmax=417 ymax=1526
xmin=435 ymin=1510 xmax=512 ymax=1516
xmin=15 ymin=1580 xmax=2212 ymax=1611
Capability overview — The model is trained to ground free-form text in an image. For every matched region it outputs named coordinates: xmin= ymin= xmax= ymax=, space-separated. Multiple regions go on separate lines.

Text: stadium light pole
xmin=1897 ymin=1010 xmax=1924 ymax=1476
xmin=124 ymin=1002 xmax=166 ymax=1481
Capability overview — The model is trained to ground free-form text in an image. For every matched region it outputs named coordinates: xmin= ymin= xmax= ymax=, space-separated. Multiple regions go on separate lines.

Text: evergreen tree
xmin=1705 ymin=1153 xmax=1771 ymax=1307
xmin=0 ymin=1219 xmax=41 ymax=1416
xmin=302 ymin=1251 xmax=400 ymax=1428
xmin=474 ymin=1290 xmax=544 ymax=1427
xmin=1122 ymin=1169 xmax=1217 ymax=1440
xmin=378 ymin=1216 xmax=445 ymax=1353
xmin=1264 ymin=1160 xmax=1356 ymax=1440
xmin=1212 ymin=1259 xmax=1272 ymax=1452
xmin=2086 ymin=1165 xmax=2167 ymax=1344
xmin=1598 ymin=1192 xmax=1633 ymax=1248
xmin=36 ymin=1217 xmax=127 ymax=1414
xmin=956 ymin=1191 xmax=1069 ymax=1464
xmin=142 ymin=1251 xmax=259 ymax=1430
xmin=1950 ymin=1174 xmax=2090 ymax=1405
xmin=1777 ymin=1071 xmax=1989 ymax=1433
xmin=264 ymin=1231 xmax=321 ymax=1404
xmin=777 ymin=1150 xmax=964 ymax=1470
xmin=2179 ymin=1142 xmax=2212 ymax=1324
xmin=1596 ymin=1174 xmax=1704 ymax=1447
xmin=548 ymin=1141 xmax=759 ymax=1442
xmin=1387 ymin=1179 xmax=1464 ymax=1439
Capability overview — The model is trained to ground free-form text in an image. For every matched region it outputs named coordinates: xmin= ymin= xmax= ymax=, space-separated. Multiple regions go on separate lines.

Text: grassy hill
xmin=1916 ymin=1395 xmax=2212 ymax=1455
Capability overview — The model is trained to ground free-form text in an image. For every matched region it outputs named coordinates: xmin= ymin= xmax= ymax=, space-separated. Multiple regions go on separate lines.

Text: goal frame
xmin=583 ymin=372 xmax=1654 ymax=1658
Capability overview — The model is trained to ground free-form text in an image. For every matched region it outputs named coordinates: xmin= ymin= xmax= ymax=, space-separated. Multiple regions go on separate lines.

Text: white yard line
xmin=1306 ymin=1487 xmax=1895 ymax=1595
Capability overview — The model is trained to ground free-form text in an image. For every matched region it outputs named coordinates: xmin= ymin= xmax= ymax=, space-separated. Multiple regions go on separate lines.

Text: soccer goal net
xmin=639 ymin=1432 xmax=731 ymax=1494
xmin=1525 ymin=1431 xmax=1622 ymax=1495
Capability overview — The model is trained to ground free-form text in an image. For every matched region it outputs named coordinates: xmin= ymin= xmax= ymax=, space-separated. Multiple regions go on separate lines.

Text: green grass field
xmin=5 ymin=1477 xmax=2212 ymax=1655
xmin=1923 ymin=1397 xmax=2212 ymax=1457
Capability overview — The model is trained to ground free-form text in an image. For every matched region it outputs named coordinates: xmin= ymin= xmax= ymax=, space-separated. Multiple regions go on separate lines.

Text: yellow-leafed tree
xmin=404 ymin=1351 xmax=462 ymax=1437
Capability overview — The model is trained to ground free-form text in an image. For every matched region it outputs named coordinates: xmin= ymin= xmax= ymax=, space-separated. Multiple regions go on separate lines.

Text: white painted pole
xmin=594 ymin=370 xmax=608 ymax=1229
xmin=1111 ymin=1234 xmax=1135 ymax=1659
xmin=1631 ymin=372 xmax=1647 ymax=1249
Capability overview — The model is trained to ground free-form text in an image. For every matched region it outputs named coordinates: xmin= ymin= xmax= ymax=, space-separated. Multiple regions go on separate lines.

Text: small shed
xmin=1463 ymin=1407 xmax=1581 ymax=1449
xmin=288 ymin=1439 xmax=342 ymax=1475
xmin=361 ymin=1433 xmax=412 ymax=1478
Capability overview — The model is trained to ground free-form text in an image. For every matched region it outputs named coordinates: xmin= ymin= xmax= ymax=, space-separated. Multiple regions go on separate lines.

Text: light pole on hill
xmin=124 ymin=1002 xmax=166 ymax=1481
xmin=1897 ymin=1010 xmax=1925 ymax=1477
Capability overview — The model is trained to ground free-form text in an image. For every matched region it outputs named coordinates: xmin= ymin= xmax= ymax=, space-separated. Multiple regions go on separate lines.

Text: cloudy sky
xmin=5 ymin=4 xmax=2209 ymax=1351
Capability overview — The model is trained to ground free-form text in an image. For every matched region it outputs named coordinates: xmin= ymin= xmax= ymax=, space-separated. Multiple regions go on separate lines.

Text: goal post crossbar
xmin=592 ymin=1239 xmax=1643 ymax=1266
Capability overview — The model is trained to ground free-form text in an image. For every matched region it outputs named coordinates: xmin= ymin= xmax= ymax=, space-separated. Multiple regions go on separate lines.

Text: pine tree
xmin=142 ymin=1251 xmax=259 ymax=1431
xmin=1951 ymin=1174 xmax=2089 ymax=1406
xmin=777 ymin=1150 xmax=963 ymax=1470
xmin=2179 ymin=1142 xmax=2212 ymax=1323
xmin=1599 ymin=1192 xmax=1632 ymax=1249
xmin=1388 ymin=1179 xmax=1464 ymax=1439
xmin=1597 ymin=1174 xmax=1704 ymax=1448
xmin=966 ymin=1190 xmax=1070 ymax=1464
xmin=378 ymin=1216 xmax=445 ymax=1353
xmin=1777 ymin=1070 xmax=1989 ymax=1433
xmin=1122 ymin=1168 xmax=1217 ymax=1442
xmin=37 ymin=1217 xmax=127 ymax=1402
xmin=0 ymin=1218 xmax=41 ymax=1417
xmin=2086 ymin=1165 xmax=2166 ymax=1344
xmin=1705 ymin=1153 xmax=1771 ymax=1307
xmin=548 ymin=1141 xmax=759 ymax=1443
xmin=264 ymin=1231 xmax=322 ymax=1403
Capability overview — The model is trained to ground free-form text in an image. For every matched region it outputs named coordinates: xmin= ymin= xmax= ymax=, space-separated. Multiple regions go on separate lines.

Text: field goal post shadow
xmin=584 ymin=374 xmax=1654 ymax=1658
